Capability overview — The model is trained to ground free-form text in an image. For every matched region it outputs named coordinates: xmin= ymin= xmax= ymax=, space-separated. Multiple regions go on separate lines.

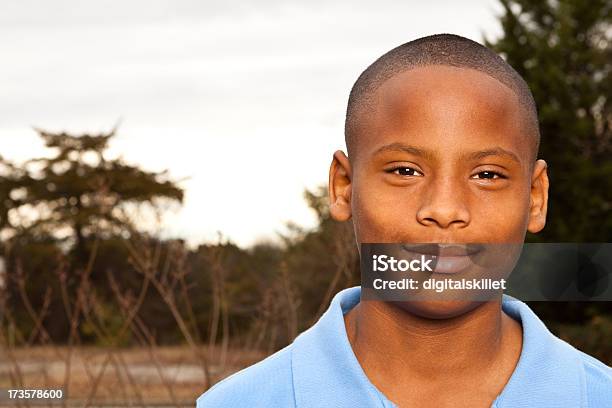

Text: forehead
xmin=354 ymin=65 xmax=532 ymax=167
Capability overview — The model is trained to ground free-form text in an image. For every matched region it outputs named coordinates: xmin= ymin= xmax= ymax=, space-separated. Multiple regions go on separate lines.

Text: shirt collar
xmin=291 ymin=286 xmax=395 ymax=407
xmin=290 ymin=286 xmax=585 ymax=408
xmin=493 ymin=295 xmax=586 ymax=407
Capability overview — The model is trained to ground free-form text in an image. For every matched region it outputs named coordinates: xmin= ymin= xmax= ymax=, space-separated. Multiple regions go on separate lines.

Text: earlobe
xmin=328 ymin=150 xmax=353 ymax=222
xmin=527 ymin=159 xmax=549 ymax=233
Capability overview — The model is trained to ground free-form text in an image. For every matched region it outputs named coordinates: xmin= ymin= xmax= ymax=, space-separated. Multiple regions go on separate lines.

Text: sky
xmin=0 ymin=0 xmax=503 ymax=248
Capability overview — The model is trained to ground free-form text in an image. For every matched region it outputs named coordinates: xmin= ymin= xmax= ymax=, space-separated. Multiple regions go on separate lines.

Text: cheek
xmin=470 ymin=187 xmax=531 ymax=242
xmin=352 ymin=180 xmax=419 ymax=242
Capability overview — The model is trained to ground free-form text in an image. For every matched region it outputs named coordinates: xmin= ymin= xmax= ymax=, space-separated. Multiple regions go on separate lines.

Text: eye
xmin=386 ymin=166 xmax=424 ymax=177
xmin=471 ymin=171 xmax=506 ymax=180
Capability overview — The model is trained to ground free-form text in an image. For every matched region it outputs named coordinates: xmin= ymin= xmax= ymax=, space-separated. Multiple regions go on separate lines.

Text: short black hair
xmin=345 ymin=34 xmax=540 ymax=161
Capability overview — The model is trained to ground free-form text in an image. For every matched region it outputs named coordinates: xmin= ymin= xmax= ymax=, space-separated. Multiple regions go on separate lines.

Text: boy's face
xmin=329 ymin=65 xmax=549 ymax=317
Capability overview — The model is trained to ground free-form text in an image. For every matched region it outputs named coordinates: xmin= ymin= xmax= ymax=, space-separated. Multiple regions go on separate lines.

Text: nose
xmin=416 ymin=176 xmax=470 ymax=229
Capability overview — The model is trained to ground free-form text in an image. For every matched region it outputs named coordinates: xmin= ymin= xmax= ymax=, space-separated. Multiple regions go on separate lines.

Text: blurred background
xmin=0 ymin=0 xmax=610 ymax=406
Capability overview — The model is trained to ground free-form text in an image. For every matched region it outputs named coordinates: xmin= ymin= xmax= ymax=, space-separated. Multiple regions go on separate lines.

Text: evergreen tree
xmin=7 ymin=128 xmax=184 ymax=263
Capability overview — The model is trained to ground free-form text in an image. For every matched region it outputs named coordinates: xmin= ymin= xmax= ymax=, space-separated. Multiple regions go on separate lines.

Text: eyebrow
xmin=463 ymin=147 xmax=521 ymax=163
xmin=372 ymin=143 xmax=521 ymax=164
xmin=372 ymin=143 xmax=436 ymax=161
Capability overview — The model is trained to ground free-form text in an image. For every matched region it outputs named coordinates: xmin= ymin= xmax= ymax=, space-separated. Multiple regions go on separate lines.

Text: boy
xmin=197 ymin=34 xmax=611 ymax=407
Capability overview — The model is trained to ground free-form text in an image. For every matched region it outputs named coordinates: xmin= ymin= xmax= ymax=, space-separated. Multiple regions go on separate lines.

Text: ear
xmin=527 ymin=159 xmax=549 ymax=233
xmin=329 ymin=150 xmax=352 ymax=222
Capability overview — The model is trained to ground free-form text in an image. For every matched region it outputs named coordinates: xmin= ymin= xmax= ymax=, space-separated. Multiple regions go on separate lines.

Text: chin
xmin=392 ymin=299 xmax=484 ymax=320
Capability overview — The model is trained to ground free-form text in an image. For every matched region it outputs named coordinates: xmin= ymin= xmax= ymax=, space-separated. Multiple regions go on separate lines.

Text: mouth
xmin=400 ymin=244 xmax=484 ymax=274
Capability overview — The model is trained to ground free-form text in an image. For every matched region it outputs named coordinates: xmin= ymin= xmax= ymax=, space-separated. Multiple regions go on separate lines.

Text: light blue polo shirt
xmin=197 ymin=286 xmax=612 ymax=407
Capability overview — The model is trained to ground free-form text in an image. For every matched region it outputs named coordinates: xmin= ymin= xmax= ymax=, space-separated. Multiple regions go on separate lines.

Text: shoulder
xmin=553 ymin=335 xmax=612 ymax=406
xmin=196 ymin=345 xmax=295 ymax=408
xmin=575 ymin=346 xmax=612 ymax=406
xmin=504 ymin=297 xmax=611 ymax=406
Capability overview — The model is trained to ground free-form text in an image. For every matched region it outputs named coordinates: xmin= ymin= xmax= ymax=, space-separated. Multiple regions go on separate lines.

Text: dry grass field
xmin=0 ymin=345 xmax=266 ymax=407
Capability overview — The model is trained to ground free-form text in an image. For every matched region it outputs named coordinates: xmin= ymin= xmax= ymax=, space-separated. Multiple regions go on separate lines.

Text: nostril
xmin=418 ymin=216 xmax=469 ymax=229
xmin=419 ymin=217 xmax=439 ymax=227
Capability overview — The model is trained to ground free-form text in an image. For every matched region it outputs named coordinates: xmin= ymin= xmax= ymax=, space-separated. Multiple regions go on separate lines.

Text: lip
xmin=400 ymin=244 xmax=483 ymax=274
xmin=400 ymin=243 xmax=484 ymax=257
xmin=428 ymin=255 xmax=474 ymax=274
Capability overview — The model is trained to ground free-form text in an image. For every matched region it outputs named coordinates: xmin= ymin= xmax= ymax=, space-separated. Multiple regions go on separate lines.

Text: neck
xmin=344 ymin=299 xmax=523 ymax=397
